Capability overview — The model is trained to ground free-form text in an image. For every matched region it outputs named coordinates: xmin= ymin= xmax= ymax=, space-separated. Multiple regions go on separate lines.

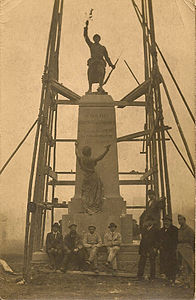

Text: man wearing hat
xmin=83 ymin=225 xmax=102 ymax=272
xmin=139 ymin=189 xmax=163 ymax=232
xmin=177 ymin=214 xmax=194 ymax=287
xmin=46 ymin=222 xmax=63 ymax=270
xmin=137 ymin=217 xmax=159 ymax=280
xmin=61 ymin=224 xmax=86 ymax=272
xmin=159 ymin=215 xmax=178 ymax=284
xmin=104 ymin=223 xmax=122 ymax=272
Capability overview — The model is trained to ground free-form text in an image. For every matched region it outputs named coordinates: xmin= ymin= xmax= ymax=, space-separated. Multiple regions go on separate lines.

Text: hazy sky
xmin=0 ymin=0 xmax=195 ymax=242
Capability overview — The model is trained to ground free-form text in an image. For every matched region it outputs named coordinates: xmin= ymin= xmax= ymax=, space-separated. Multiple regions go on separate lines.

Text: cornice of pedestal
xmin=79 ymin=93 xmax=114 ymax=107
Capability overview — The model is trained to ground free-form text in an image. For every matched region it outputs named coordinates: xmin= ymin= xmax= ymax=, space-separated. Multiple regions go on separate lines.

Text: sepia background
xmin=0 ymin=0 xmax=195 ymax=253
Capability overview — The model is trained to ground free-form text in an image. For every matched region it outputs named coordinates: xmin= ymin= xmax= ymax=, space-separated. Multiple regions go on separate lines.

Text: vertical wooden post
xmin=147 ymin=0 xmax=171 ymax=216
xmin=23 ymin=0 xmax=64 ymax=281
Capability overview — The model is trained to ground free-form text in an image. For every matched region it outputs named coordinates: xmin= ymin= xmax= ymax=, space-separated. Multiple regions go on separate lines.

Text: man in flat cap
xmin=159 ymin=215 xmax=178 ymax=284
xmin=61 ymin=224 xmax=86 ymax=272
xmin=177 ymin=214 xmax=195 ymax=287
xmin=104 ymin=223 xmax=122 ymax=273
xmin=83 ymin=225 xmax=102 ymax=273
xmin=46 ymin=222 xmax=63 ymax=270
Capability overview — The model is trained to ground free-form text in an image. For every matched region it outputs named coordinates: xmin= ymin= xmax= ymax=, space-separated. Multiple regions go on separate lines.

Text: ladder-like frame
xmin=23 ymin=0 xmax=194 ymax=280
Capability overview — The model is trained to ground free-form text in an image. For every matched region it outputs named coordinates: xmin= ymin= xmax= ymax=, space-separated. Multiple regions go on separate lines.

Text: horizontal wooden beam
xmin=126 ymin=205 xmax=146 ymax=209
xmin=119 ymin=180 xmax=150 ymax=185
xmin=55 ymin=139 xmax=76 ymax=142
xmin=118 ymin=127 xmax=171 ymax=143
xmin=56 ymin=171 xmax=76 ymax=174
xmin=56 ymin=100 xmax=79 ymax=105
xmin=119 ymin=138 xmax=170 ymax=142
xmin=115 ymin=101 xmax=146 ymax=107
xmin=119 ymin=171 xmax=145 ymax=175
xmin=147 ymin=125 xmax=172 ymax=145
xmin=117 ymin=130 xmax=149 ymax=142
xmin=37 ymin=202 xmax=68 ymax=209
xmin=48 ymin=180 xmax=151 ymax=186
xmin=118 ymin=79 xmax=151 ymax=108
xmin=48 ymin=180 xmax=75 ymax=185
xmin=51 ymin=80 xmax=81 ymax=101
xmin=56 ymin=99 xmax=146 ymax=107
xmin=55 ymin=171 xmax=145 ymax=175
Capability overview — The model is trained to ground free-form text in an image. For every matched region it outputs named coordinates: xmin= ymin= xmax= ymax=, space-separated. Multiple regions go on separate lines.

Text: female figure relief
xmin=75 ymin=143 xmax=111 ymax=215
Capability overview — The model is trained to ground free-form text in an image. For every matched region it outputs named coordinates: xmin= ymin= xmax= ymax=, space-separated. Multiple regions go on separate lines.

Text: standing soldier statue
xmin=84 ymin=20 xmax=115 ymax=94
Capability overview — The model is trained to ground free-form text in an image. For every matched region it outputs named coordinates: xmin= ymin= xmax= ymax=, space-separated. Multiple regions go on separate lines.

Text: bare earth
xmin=0 ymin=255 xmax=194 ymax=300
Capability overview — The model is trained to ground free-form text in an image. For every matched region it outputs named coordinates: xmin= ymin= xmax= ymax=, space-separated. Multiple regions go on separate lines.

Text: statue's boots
xmin=97 ymin=86 xmax=106 ymax=94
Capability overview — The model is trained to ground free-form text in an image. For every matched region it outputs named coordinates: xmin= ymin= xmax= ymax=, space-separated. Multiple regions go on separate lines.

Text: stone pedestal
xmin=63 ymin=94 xmax=132 ymax=242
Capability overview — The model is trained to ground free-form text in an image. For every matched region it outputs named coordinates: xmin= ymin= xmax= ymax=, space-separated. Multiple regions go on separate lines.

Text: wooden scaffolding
xmin=21 ymin=0 xmax=194 ymax=280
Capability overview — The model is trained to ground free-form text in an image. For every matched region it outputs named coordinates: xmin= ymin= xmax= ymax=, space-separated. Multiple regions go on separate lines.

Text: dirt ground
xmin=0 ymin=255 xmax=194 ymax=300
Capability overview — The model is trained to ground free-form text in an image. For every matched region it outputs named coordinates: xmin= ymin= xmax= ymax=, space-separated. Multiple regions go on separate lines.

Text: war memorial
xmin=0 ymin=1 xmax=194 ymax=296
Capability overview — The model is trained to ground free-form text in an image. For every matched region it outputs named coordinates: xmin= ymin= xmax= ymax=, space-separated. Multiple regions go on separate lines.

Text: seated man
xmin=46 ymin=222 xmax=63 ymax=270
xmin=104 ymin=223 xmax=122 ymax=272
xmin=83 ymin=225 xmax=102 ymax=273
xmin=61 ymin=224 xmax=86 ymax=272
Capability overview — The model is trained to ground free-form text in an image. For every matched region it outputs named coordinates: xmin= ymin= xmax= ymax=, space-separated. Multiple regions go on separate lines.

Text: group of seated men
xmin=46 ymin=222 xmax=122 ymax=273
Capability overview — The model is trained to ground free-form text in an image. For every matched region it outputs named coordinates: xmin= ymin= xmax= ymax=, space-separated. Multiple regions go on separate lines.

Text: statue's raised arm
xmin=83 ymin=20 xmax=92 ymax=47
xmin=95 ymin=144 xmax=111 ymax=162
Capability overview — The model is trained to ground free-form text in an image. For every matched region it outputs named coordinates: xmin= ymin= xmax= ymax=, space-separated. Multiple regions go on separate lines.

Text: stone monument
xmin=62 ymin=94 xmax=133 ymax=242
xmin=62 ymin=20 xmax=133 ymax=243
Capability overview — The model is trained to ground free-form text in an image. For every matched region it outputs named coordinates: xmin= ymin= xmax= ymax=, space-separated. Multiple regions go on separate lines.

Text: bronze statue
xmin=84 ymin=20 xmax=115 ymax=94
xmin=75 ymin=142 xmax=111 ymax=214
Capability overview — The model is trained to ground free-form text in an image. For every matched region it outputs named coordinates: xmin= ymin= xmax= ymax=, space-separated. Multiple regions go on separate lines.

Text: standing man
xmin=83 ymin=20 xmax=115 ymax=94
xmin=137 ymin=217 xmax=159 ymax=281
xmin=61 ymin=224 xmax=86 ymax=272
xmin=83 ymin=225 xmax=102 ymax=273
xmin=104 ymin=223 xmax=122 ymax=273
xmin=46 ymin=222 xmax=63 ymax=270
xmin=177 ymin=214 xmax=195 ymax=287
xmin=139 ymin=190 xmax=163 ymax=233
xmin=159 ymin=215 xmax=178 ymax=284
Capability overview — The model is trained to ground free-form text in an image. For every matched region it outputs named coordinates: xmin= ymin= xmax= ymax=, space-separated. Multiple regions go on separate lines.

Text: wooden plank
xmin=117 ymin=130 xmax=149 ymax=142
xmin=48 ymin=179 xmax=150 ymax=186
xmin=140 ymin=166 xmax=157 ymax=180
xmin=147 ymin=125 xmax=172 ymax=145
xmin=56 ymin=171 xmax=144 ymax=175
xmin=51 ymin=80 xmax=81 ymax=101
xmin=116 ymin=101 xmax=145 ymax=107
xmin=56 ymin=100 xmax=145 ymax=107
xmin=55 ymin=139 xmax=76 ymax=142
xmin=56 ymin=100 xmax=79 ymax=105
xmin=119 ymin=78 xmax=151 ymax=103
xmin=48 ymin=180 xmax=75 ymax=185
xmin=119 ymin=180 xmax=150 ymax=185
xmin=126 ymin=206 xmax=146 ymax=209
